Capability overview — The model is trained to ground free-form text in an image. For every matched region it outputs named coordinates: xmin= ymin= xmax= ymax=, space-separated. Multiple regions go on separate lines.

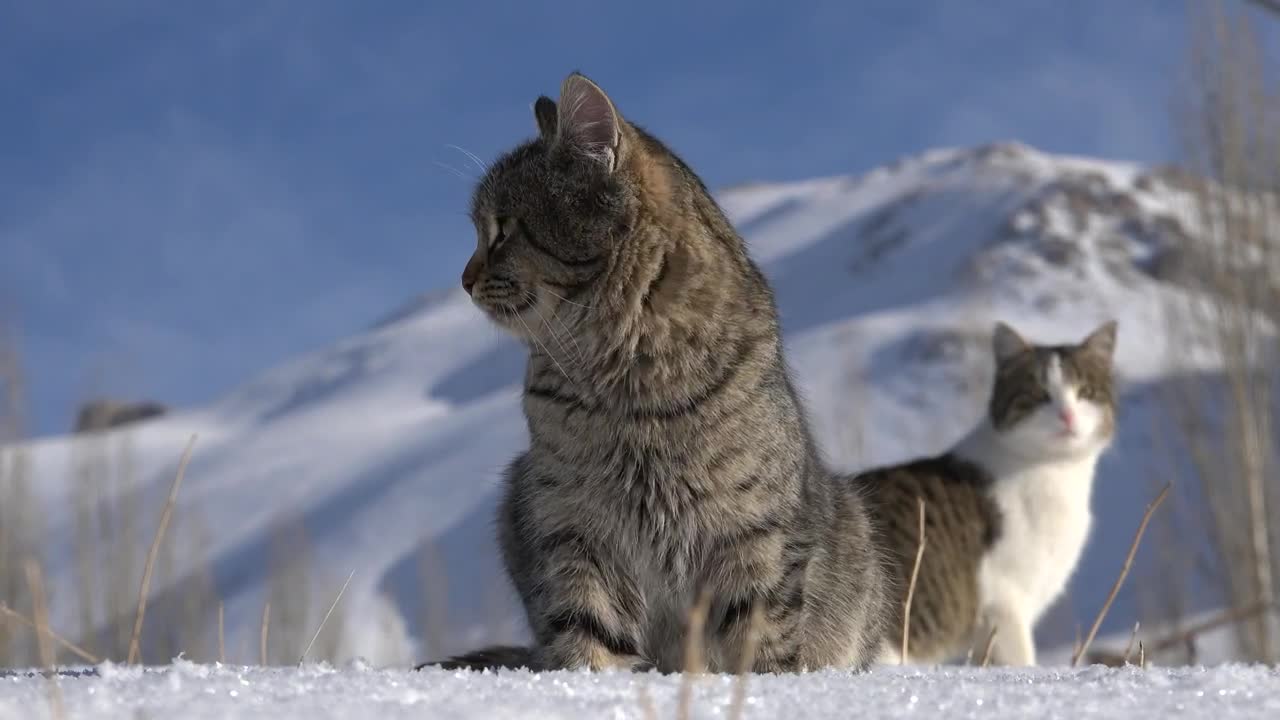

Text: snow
xmin=1 ymin=141 xmax=1255 ymax=668
xmin=2 ymin=663 xmax=1279 ymax=720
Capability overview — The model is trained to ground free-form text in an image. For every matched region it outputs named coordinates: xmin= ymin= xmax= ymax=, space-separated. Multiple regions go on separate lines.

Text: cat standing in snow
xmin=860 ymin=320 xmax=1118 ymax=666
xmin=417 ymin=72 xmax=888 ymax=673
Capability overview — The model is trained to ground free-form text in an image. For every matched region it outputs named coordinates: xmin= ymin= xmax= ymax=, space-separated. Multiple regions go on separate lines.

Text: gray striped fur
xmin=425 ymin=72 xmax=888 ymax=673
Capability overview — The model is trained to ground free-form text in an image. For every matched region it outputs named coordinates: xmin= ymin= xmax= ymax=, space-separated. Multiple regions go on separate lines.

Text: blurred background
xmin=2 ymin=0 xmax=1279 ymax=671
xmin=3 ymin=0 xmax=1184 ymax=436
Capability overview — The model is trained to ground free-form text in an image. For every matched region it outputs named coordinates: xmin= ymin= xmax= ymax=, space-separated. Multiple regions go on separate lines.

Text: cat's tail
xmin=415 ymin=645 xmax=536 ymax=672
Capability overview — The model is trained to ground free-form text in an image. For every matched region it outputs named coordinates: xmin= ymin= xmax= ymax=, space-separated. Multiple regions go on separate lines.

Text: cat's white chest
xmin=978 ymin=461 xmax=1095 ymax=623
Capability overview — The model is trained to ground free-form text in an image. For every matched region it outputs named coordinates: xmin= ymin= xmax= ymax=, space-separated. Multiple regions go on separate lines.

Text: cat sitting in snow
xmin=858 ymin=319 xmax=1118 ymax=666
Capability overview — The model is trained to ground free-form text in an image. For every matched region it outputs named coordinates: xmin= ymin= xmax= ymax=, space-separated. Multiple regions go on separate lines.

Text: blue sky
xmin=1 ymin=1 xmax=1193 ymax=436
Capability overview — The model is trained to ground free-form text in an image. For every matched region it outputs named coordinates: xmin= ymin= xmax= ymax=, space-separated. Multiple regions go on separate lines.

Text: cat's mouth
xmin=485 ymin=295 xmax=537 ymax=318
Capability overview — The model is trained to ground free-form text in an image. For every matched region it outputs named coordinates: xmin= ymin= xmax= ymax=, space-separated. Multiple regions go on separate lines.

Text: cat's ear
xmin=1080 ymin=320 xmax=1118 ymax=360
xmin=533 ymin=96 xmax=557 ymax=141
xmin=556 ymin=72 xmax=621 ymax=170
xmin=992 ymin=321 xmax=1030 ymax=363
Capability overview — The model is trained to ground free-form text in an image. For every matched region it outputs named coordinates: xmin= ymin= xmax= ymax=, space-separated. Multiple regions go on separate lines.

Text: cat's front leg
xmin=975 ymin=603 xmax=1036 ymax=666
xmin=527 ymin=531 xmax=649 ymax=671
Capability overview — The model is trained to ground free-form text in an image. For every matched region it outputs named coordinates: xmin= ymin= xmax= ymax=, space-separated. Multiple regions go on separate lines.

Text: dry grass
xmin=217 ymin=603 xmax=225 ymax=664
xmin=417 ymin=540 xmax=451 ymax=658
xmin=127 ymin=435 xmax=197 ymax=664
xmin=1072 ymin=483 xmax=1171 ymax=667
xmin=0 ymin=603 xmax=100 ymax=664
xmin=25 ymin=560 xmax=65 ymax=720
xmin=726 ymin=604 xmax=765 ymax=720
xmin=636 ymin=682 xmax=659 ymax=720
xmin=675 ymin=590 xmax=711 ymax=720
xmin=260 ymin=601 xmax=271 ymax=666
xmin=977 ymin=627 xmax=998 ymax=668
xmin=901 ymin=497 xmax=926 ymax=664
xmin=1158 ymin=0 xmax=1280 ymax=662
xmin=1121 ymin=622 xmax=1141 ymax=666
xmin=299 ymin=569 xmax=355 ymax=664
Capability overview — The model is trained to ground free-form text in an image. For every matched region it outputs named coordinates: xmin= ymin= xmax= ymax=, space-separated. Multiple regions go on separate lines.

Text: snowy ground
xmin=2 ymin=662 xmax=1278 ymax=720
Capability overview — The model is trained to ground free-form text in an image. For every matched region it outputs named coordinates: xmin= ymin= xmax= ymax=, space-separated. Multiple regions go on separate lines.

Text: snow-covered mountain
xmin=6 ymin=142 xmax=1231 ymax=667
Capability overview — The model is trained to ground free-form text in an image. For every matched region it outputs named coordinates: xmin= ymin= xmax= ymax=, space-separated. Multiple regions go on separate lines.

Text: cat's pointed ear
xmin=533 ymin=96 xmax=557 ymax=141
xmin=1080 ymin=320 xmax=1118 ymax=360
xmin=993 ymin=321 xmax=1030 ymax=363
xmin=556 ymin=72 xmax=621 ymax=170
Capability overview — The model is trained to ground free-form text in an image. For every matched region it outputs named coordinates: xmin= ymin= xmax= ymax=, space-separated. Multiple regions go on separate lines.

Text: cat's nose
xmin=1058 ymin=407 xmax=1075 ymax=430
xmin=461 ymin=254 xmax=484 ymax=295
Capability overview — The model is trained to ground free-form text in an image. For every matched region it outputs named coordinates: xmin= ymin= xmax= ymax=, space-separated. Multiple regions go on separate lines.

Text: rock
xmin=73 ymin=399 xmax=168 ymax=433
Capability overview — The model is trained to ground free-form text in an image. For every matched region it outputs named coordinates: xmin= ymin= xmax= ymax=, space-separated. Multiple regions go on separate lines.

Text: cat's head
xmin=987 ymin=320 xmax=1119 ymax=457
xmin=461 ymin=72 xmax=636 ymax=337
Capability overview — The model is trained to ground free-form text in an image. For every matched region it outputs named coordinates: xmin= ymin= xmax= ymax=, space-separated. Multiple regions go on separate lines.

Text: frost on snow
xmin=2 ymin=663 xmax=1279 ymax=720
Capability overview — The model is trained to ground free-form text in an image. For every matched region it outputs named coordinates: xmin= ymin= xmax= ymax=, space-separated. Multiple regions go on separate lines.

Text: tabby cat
xmin=418 ymin=72 xmax=888 ymax=673
xmin=859 ymin=320 xmax=1118 ymax=666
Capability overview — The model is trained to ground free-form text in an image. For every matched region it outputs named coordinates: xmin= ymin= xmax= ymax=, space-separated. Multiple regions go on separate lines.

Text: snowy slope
xmin=5 ymin=142 xmax=1236 ymax=667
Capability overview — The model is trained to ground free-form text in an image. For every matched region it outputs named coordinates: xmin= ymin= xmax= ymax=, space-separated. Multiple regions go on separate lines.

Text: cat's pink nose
xmin=1058 ymin=407 xmax=1075 ymax=430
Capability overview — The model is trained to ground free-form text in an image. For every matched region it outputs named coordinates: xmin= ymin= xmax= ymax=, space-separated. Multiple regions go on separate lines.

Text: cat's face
xmin=462 ymin=73 xmax=630 ymax=339
xmin=988 ymin=320 xmax=1118 ymax=457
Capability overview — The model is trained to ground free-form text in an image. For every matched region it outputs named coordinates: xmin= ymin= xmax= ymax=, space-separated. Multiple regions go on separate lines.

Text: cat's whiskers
xmin=447 ymin=144 xmax=489 ymax=173
xmin=433 ymin=160 xmax=472 ymax=183
xmin=529 ymin=294 xmax=587 ymax=370
xmin=541 ymin=287 xmax=595 ymax=310
xmin=512 ymin=302 xmax=573 ymax=383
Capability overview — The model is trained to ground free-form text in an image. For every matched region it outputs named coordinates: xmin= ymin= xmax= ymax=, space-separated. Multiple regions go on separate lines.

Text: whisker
xmin=446 ymin=144 xmax=489 ymax=173
xmin=513 ymin=303 xmax=571 ymax=382
xmin=528 ymin=294 xmax=585 ymax=370
xmin=541 ymin=287 xmax=595 ymax=310
xmin=433 ymin=160 xmax=472 ymax=182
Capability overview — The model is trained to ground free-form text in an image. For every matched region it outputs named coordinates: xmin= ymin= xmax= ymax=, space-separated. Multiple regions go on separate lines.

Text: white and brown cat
xmin=859 ymin=319 xmax=1119 ymax=666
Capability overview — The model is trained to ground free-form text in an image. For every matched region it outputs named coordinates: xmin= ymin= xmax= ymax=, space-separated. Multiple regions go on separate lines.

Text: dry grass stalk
xmin=727 ymin=604 xmax=766 ymax=720
xmin=1072 ymin=483 xmax=1171 ymax=667
xmin=417 ymin=541 xmax=451 ymax=658
xmin=0 ymin=603 xmax=100 ymax=664
xmin=1167 ymin=0 xmax=1280 ymax=663
xmin=299 ymin=569 xmax=355 ymax=664
xmin=978 ymin=626 xmax=998 ymax=668
xmin=675 ymin=589 xmax=712 ymax=720
xmin=901 ymin=497 xmax=927 ymax=664
xmin=1090 ymin=603 xmax=1276 ymax=666
xmin=126 ymin=434 xmax=197 ymax=664
xmin=260 ymin=601 xmax=271 ymax=666
xmin=24 ymin=560 xmax=65 ymax=719
xmin=1122 ymin=621 xmax=1141 ymax=665
xmin=218 ymin=603 xmax=226 ymax=664
xmin=636 ymin=681 xmax=658 ymax=720
xmin=1138 ymin=641 xmax=1146 ymax=668
xmin=1149 ymin=601 xmax=1276 ymax=655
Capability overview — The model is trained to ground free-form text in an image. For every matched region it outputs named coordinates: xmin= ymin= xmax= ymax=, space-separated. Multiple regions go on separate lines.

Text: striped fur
xmin=423 ymin=72 xmax=888 ymax=673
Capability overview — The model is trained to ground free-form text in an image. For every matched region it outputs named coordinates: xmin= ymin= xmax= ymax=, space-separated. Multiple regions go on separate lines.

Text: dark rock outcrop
xmin=73 ymin=399 xmax=168 ymax=433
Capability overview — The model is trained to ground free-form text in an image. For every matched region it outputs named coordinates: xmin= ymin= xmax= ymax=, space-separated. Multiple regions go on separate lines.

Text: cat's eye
xmin=489 ymin=216 xmax=510 ymax=251
xmin=1014 ymin=389 xmax=1049 ymax=414
xmin=1079 ymin=387 xmax=1098 ymax=401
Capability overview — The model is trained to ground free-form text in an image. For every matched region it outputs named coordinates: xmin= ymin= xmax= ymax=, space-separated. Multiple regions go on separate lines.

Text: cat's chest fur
xmin=966 ymin=447 xmax=1098 ymax=622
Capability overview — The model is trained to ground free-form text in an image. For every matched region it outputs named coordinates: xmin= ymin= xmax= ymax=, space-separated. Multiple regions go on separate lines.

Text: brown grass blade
xmin=260 ymin=600 xmax=271 ymax=666
xmin=299 ymin=569 xmax=355 ymax=664
xmin=901 ymin=497 xmax=926 ymax=664
xmin=127 ymin=434 xmax=197 ymax=664
xmin=0 ymin=602 xmax=100 ymax=664
xmin=676 ymin=589 xmax=712 ymax=720
xmin=1072 ymin=482 xmax=1171 ymax=667
xmin=25 ymin=560 xmax=65 ymax=719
